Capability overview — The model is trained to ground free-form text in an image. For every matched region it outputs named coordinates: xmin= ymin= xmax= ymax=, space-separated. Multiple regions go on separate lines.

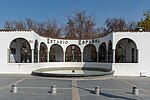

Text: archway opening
xmin=83 ymin=44 xmax=97 ymax=62
xmin=49 ymin=44 xmax=63 ymax=62
xmin=39 ymin=42 xmax=47 ymax=62
xmin=99 ymin=42 xmax=107 ymax=62
xmin=65 ymin=45 xmax=81 ymax=62
xmin=115 ymin=38 xmax=138 ymax=63
xmin=9 ymin=38 xmax=31 ymax=63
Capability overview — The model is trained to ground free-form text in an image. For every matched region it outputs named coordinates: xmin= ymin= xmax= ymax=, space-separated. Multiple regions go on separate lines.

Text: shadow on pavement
xmin=70 ymin=85 xmax=137 ymax=100
xmin=100 ymin=92 xmax=136 ymax=100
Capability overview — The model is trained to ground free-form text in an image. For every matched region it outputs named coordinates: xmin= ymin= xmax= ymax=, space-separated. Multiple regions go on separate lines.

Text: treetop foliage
xmin=138 ymin=9 xmax=150 ymax=31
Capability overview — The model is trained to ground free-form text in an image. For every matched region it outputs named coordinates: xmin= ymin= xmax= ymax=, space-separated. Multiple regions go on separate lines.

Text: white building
xmin=0 ymin=30 xmax=150 ymax=76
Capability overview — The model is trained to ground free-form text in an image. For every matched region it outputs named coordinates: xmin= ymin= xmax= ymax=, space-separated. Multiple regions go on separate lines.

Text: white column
xmin=106 ymin=51 xmax=108 ymax=62
xmin=64 ymin=52 xmax=65 ymax=62
xmin=136 ymin=49 xmax=138 ymax=63
xmin=32 ymin=49 xmax=34 ymax=63
xmin=47 ymin=52 xmax=49 ymax=62
xmin=7 ymin=49 xmax=10 ymax=63
xmin=97 ymin=52 xmax=99 ymax=62
xmin=81 ymin=52 xmax=83 ymax=62
xmin=38 ymin=50 xmax=40 ymax=63
xmin=113 ymin=49 xmax=115 ymax=63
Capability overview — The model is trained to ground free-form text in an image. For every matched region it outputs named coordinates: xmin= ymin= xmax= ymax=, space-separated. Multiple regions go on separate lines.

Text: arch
xmin=34 ymin=40 xmax=38 ymax=63
xmin=108 ymin=40 xmax=113 ymax=63
xmin=49 ymin=44 xmax=63 ymax=62
xmin=115 ymin=38 xmax=138 ymax=63
xmin=83 ymin=44 xmax=97 ymax=62
xmin=65 ymin=44 xmax=81 ymax=62
xmin=39 ymin=42 xmax=47 ymax=62
xmin=9 ymin=38 xmax=31 ymax=63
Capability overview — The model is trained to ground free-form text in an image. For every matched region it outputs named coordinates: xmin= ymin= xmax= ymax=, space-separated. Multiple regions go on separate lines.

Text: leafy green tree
xmin=138 ymin=10 xmax=150 ymax=31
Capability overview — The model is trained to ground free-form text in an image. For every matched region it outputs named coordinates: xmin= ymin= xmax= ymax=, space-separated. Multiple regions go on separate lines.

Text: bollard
xmin=12 ymin=84 xmax=18 ymax=93
xmin=132 ymin=87 xmax=139 ymax=96
xmin=51 ymin=85 xmax=57 ymax=94
xmin=95 ymin=86 xmax=100 ymax=95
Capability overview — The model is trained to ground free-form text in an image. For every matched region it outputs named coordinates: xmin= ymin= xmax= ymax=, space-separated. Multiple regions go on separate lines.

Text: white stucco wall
xmin=0 ymin=30 xmax=150 ymax=76
xmin=0 ymin=31 xmax=37 ymax=74
xmin=113 ymin=32 xmax=150 ymax=76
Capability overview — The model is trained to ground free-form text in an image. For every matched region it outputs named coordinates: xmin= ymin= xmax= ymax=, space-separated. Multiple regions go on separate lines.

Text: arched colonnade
xmin=8 ymin=38 xmax=138 ymax=63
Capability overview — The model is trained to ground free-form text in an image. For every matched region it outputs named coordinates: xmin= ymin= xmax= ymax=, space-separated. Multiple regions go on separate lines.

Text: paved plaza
xmin=0 ymin=75 xmax=149 ymax=100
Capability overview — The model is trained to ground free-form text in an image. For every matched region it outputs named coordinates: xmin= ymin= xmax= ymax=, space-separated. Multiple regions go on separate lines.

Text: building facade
xmin=0 ymin=30 xmax=150 ymax=76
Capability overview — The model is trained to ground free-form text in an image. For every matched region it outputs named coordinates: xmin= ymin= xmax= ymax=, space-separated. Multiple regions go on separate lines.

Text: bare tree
xmin=15 ymin=21 xmax=26 ymax=30
xmin=4 ymin=21 xmax=25 ymax=30
xmin=3 ymin=11 xmax=136 ymax=39
xmin=105 ymin=18 xmax=127 ymax=32
xmin=65 ymin=19 xmax=76 ymax=39
xmin=95 ymin=27 xmax=108 ymax=37
xmin=4 ymin=18 xmax=62 ymax=38
xmin=4 ymin=21 xmax=14 ymax=30
xmin=64 ymin=10 xmax=97 ymax=39
xmin=25 ymin=18 xmax=37 ymax=31
xmin=127 ymin=22 xmax=137 ymax=31
xmin=44 ymin=20 xmax=62 ymax=38
xmin=100 ymin=18 xmax=136 ymax=34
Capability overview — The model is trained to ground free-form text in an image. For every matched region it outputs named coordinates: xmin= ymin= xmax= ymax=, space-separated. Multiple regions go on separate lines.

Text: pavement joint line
xmin=114 ymin=78 xmax=150 ymax=94
xmin=0 ymin=76 xmax=30 ymax=91
xmin=0 ymin=86 xmax=132 ymax=91
xmin=58 ymin=88 xmax=72 ymax=90
xmin=72 ymin=80 xmax=81 ymax=100
xmin=18 ymin=87 xmax=72 ymax=90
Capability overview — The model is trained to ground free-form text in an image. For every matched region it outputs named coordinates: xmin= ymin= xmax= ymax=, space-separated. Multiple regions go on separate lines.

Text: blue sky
xmin=0 ymin=0 xmax=150 ymax=28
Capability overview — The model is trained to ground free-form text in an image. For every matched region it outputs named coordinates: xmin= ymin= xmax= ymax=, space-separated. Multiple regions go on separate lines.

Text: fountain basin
xmin=32 ymin=67 xmax=114 ymax=77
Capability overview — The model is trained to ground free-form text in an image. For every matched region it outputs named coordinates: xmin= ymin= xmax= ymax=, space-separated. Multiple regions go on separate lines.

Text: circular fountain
xmin=32 ymin=67 xmax=114 ymax=77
